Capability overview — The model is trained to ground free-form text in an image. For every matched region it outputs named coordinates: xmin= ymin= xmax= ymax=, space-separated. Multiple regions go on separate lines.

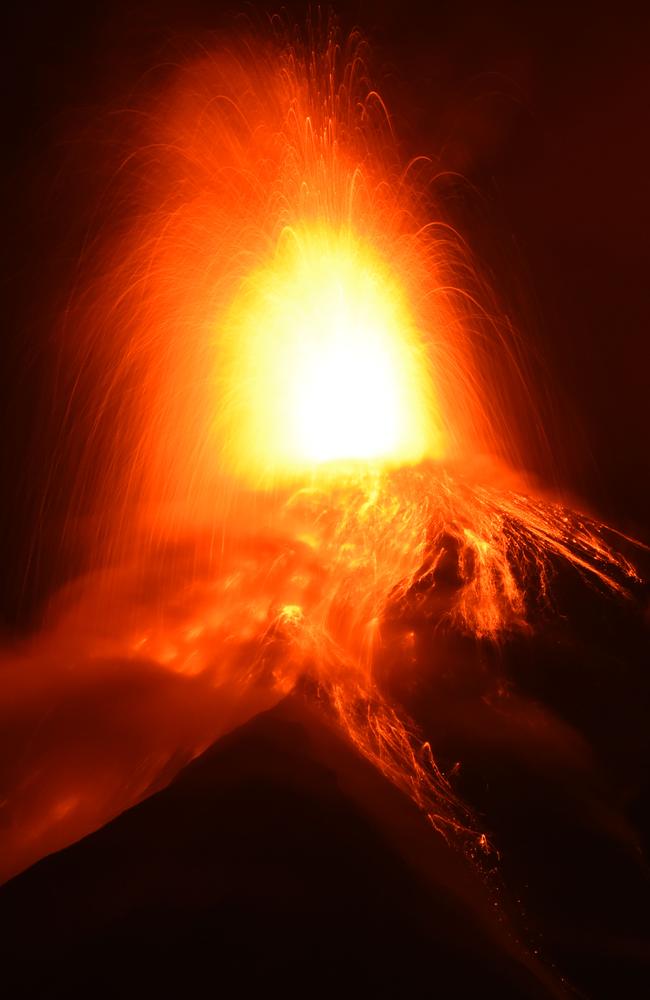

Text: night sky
xmin=3 ymin=0 xmax=649 ymax=629
xmin=1 ymin=5 xmax=649 ymax=996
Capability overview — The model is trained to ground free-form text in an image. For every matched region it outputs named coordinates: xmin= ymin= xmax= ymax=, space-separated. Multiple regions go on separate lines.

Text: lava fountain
xmin=0 ymin=14 xmax=644 ymax=886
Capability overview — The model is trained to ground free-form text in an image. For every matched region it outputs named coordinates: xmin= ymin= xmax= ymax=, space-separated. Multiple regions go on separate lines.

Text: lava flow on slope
xmin=1 ymin=11 xmax=648 ymax=997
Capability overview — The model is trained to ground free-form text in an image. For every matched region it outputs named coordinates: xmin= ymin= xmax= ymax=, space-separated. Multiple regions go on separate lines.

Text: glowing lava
xmin=217 ymin=224 xmax=437 ymax=479
xmin=0 ymin=13 xmax=645 ymax=892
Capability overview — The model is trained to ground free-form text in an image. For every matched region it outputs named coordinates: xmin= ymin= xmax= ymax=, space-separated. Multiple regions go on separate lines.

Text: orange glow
xmin=0 ymin=15 xmax=644 ymax=888
xmin=216 ymin=225 xmax=438 ymax=480
xmin=65 ymin=21 xmax=520 ymax=545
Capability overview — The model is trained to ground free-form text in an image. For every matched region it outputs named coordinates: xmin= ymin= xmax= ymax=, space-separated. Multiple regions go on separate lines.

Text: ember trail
xmin=0 ymin=15 xmax=643 ymax=885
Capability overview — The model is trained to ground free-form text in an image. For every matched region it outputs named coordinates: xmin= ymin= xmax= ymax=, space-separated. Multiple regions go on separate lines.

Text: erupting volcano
xmin=2 ymin=8 xmax=648 ymax=998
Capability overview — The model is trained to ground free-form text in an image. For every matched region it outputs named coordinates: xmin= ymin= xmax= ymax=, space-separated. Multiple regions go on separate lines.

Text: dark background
xmin=1 ymin=8 xmax=649 ymax=995
xmin=2 ymin=0 xmax=649 ymax=629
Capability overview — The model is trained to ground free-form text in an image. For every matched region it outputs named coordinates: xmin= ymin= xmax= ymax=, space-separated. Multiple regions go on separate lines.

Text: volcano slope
xmin=1 ymin=690 xmax=568 ymax=999
xmin=1 ymin=542 xmax=648 ymax=998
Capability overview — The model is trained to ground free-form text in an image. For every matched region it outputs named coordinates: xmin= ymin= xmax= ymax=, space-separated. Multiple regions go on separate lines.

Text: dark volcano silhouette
xmin=1 ymin=693 xmax=566 ymax=998
xmin=1 ymin=541 xmax=649 ymax=998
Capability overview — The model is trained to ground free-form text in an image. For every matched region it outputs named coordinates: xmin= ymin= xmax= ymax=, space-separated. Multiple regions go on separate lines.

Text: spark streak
xmin=0 ymin=13 xmax=644 ymax=884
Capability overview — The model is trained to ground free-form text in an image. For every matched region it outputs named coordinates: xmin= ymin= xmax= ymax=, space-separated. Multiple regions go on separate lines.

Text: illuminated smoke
xmin=0 ymin=14 xmax=644 ymax=886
